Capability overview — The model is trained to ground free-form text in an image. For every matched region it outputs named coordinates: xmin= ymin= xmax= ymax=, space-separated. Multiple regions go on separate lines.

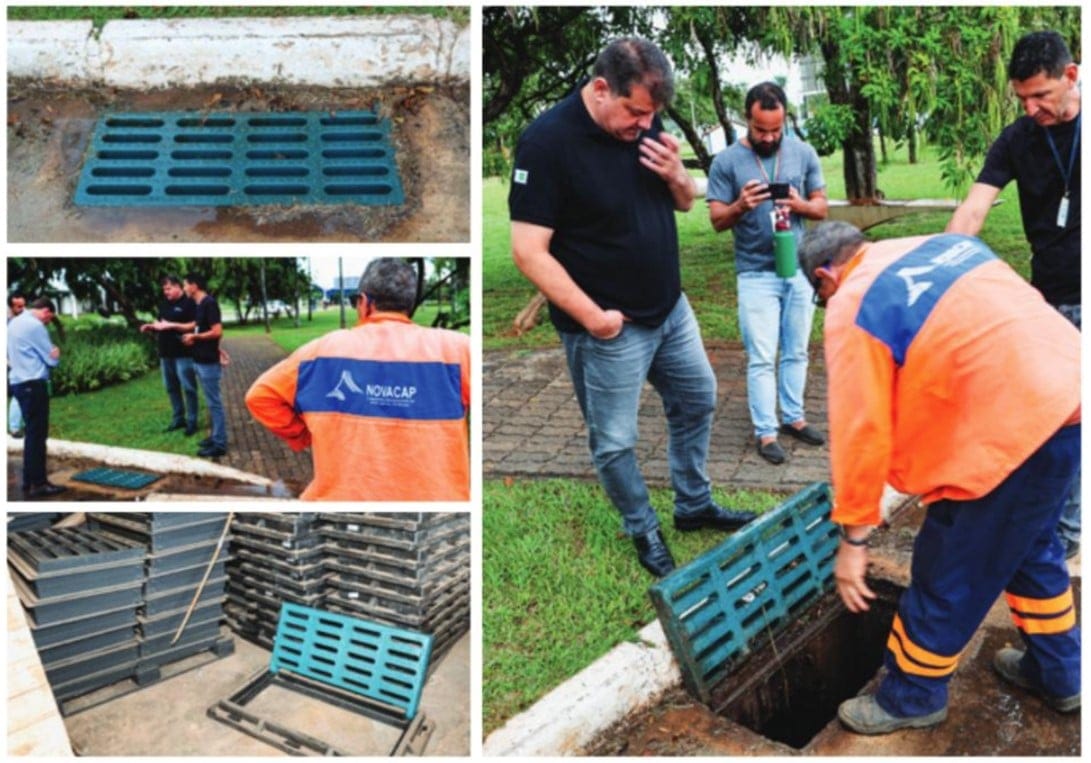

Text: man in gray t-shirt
xmin=707 ymin=82 xmax=828 ymax=465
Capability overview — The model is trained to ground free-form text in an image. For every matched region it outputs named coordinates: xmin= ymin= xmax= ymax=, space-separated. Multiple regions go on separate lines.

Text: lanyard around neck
xmin=1043 ymin=111 xmax=1081 ymax=195
xmin=751 ymin=145 xmax=780 ymax=183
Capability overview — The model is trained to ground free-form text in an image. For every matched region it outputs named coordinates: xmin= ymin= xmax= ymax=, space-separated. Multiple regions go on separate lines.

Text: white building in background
xmin=696 ymin=52 xmax=823 ymax=157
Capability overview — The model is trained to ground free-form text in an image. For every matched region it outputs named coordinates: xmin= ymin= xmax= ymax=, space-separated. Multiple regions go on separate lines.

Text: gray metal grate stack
xmin=320 ymin=513 xmax=470 ymax=661
xmin=223 ymin=512 xmax=326 ymax=648
xmin=89 ymin=513 xmax=234 ymax=676
xmin=8 ymin=527 xmax=146 ymax=702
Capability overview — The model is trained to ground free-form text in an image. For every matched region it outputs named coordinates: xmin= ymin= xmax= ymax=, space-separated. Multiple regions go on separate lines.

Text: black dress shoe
xmin=758 ymin=439 xmax=786 ymax=464
xmin=198 ymin=436 xmax=213 ymax=447
xmin=184 ymin=425 xmax=197 ymax=437
xmin=197 ymin=445 xmax=227 ymax=458
xmin=164 ymin=422 xmax=186 ymax=433
xmin=26 ymin=481 xmax=67 ymax=499
xmin=779 ymin=423 xmax=826 ymax=446
xmin=675 ymin=503 xmax=756 ymax=532
xmin=633 ymin=529 xmax=676 ymax=577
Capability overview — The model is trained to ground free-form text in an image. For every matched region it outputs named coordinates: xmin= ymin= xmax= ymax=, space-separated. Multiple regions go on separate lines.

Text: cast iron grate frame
xmin=648 ymin=482 xmax=839 ymax=704
xmin=74 ymin=110 xmax=404 ymax=207
xmin=71 ymin=467 xmax=162 ymax=490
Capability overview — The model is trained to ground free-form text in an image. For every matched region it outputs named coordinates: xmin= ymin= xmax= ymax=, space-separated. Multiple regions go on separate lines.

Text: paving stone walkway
xmin=218 ymin=334 xmax=313 ymax=493
xmin=484 ymin=343 xmax=830 ymax=493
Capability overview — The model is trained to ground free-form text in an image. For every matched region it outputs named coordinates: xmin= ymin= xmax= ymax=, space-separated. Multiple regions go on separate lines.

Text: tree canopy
xmin=484 ymin=6 xmax=1080 ymax=198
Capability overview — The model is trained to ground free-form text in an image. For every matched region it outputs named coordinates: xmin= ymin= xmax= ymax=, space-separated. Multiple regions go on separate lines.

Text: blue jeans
xmin=1055 ymin=303 xmax=1080 ymax=546
xmin=194 ymin=361 xmax=226 ymax=449
xmin=12 ymin=379 xmax=49 ymax=488
xmin=560 ymin=294 xmax=717 ymax=537
xmin=161 ymin=356 xmax=198 ymax=429
xmin=737 ymin=270 xmax=816 ymax=438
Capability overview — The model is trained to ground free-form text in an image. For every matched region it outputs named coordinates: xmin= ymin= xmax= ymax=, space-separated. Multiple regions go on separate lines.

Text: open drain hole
xmin=713 ymin=578 xmax=902 ymax=750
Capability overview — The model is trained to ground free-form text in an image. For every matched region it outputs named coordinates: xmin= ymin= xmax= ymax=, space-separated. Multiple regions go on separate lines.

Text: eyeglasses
xmin=807 ymin=258 xmax=832 ymax=307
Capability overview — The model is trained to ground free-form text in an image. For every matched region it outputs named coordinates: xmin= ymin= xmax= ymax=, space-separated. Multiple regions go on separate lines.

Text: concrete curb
xmin=483 ymin=620 xmax=681 ymax=756
xmin=8 ymin=16 xmax=469 ymax=87
xmin=7 ymin=437 xmax=274 ymax=486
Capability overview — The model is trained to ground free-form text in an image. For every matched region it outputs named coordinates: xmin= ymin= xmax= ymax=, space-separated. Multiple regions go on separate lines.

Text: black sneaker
xmin=197 ymin=445 xmax=227 ymax=458
xmin=26 ymin=481 xmax=67 ymax=499
xmin=164 ymin=422 xmax=186 ymax=433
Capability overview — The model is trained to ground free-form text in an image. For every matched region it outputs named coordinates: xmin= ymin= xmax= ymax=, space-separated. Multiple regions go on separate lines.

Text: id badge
xmin=1057 ymin=195 xmax=1069 ymax=228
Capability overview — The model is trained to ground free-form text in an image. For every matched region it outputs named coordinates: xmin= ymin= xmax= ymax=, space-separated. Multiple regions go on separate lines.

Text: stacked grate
xmin=320 ymin=513 xmax=470 ymax=662
xmin=73 ymin=110 xmax=404 ymax=207
xmin=89 ymin=513 xmax=234 ymax=676
xmin=224 ymin=513 xmax=327 ymax=648
xmin=8 ymin=527 xmax=146 ymax=703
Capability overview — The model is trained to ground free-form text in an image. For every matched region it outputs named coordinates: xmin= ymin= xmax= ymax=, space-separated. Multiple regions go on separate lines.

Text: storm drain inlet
xmin=74 ymin=110 xmax=404 ymax=207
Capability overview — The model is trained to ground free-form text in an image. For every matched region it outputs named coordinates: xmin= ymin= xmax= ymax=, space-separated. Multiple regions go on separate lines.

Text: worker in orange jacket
xmin=800 ymin=222 xmax=1079 ymax=734
xmin=246 ymin=258 xmax=470 ymax=501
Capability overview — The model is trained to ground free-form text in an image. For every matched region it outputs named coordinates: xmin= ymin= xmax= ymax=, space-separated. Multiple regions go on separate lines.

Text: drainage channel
xmin=74 ymin=110 xmax=404 ymax=206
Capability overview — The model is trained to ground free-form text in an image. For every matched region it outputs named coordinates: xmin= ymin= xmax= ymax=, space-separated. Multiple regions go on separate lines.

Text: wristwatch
xmin=838 ymin=524 xmax=870 ymax=547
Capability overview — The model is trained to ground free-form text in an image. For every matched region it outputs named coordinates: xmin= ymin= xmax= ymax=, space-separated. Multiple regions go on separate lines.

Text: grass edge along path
xmin=483 ymin=477 xmax=786 ymax=735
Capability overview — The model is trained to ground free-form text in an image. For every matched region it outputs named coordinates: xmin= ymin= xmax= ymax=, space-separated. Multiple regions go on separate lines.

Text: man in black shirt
xmin=947 ymin=30 xmax=1081 ymax=559
xmin=140 ymin=275 xmax=198 ymax=436
xmin=509 ymin=37 xmax=754 ymax=578
xmin=182 ymin=273 xmax=227 ymax=458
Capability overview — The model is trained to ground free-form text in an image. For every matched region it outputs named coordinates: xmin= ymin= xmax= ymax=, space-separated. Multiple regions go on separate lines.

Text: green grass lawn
xmin=46 ymin=305 xmax=460 ymax=452
xmin=483 ymin=479 xmax=787 ymax=734
xmin=484 ymin=142 xmax=1027 ymax=351
xmin=8 ymin=6 xmax=468 ymax=27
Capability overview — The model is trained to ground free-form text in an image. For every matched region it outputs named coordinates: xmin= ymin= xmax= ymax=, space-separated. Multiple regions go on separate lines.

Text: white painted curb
xmin=483 ymin=620 xmax=681 ymax=756
xmin=7 ymin=437 xmax=274 ymax=486
xmin=8 ymin=16 xmax=469 ymax=87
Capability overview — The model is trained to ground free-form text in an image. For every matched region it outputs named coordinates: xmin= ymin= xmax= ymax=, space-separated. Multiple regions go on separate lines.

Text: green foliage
xmin=49 ymin=322 xmax=158 ymax=396
xmin=804 ymin=103 xmax=856 ymax=157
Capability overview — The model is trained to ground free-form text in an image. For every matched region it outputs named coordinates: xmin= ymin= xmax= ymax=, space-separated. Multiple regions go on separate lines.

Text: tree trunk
xmin=821 ymin=39 xmax=878 ymax=202
xmin=908 ymin=121 xmax=918 ymax=164
xmin=878 ymin=125 xmax=888 ymax=164
xmin=90 ymin=274 xmax=142 ymax=329
xmin=666 ymin=104 xmax=712 ymax=174
xmin=694 ymin=26 xmax=735 ymax=148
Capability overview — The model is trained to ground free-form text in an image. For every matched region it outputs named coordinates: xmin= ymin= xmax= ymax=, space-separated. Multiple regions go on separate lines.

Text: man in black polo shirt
xmin=509 ymin=37 xmax=754 ymax=578
xmin=181 ymin=273 xmax=227 ymax=458
xmin=947 ymin=30 xmax=1081 ymax=559
xmin=140 ymin=275 xmax=198 ymax=436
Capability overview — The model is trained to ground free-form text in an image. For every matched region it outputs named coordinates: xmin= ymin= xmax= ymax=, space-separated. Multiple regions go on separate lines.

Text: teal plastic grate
xmin=270 ymin=602 xmax=432 ymax=720
xmin=649 ymin=482 xmax=838 ymax=703
xmin=73 ymin=110 xmax=404 ymax=207
xmin=71 ymin=467 xmax=162 ymax=490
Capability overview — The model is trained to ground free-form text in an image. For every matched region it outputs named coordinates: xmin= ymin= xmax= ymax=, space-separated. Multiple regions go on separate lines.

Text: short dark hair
xmin=183 ymin=273 xmax=207 ymax=291
xmin=358 ymin=258 xmax=418 ymax=314
xmin=592 ymin=37 xmax=675 ymax=108
xmin=798 ymin=222 xmax=869 ymax=291
xmin=1008 ymin=31 xmax=1073 ymax=81
xmin=30 ymin=297 xmax=57 ymax=313
xmin=745 ymin=82 xmax=788 ymax=117
xmin=161 ymin=275 xmax=182 ymax=287
xmin=8 ymin=291 xmax=26 ymax=307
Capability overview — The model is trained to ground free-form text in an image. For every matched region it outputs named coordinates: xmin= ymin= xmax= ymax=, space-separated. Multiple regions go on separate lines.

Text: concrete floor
xmin=63 ymin=630 xmax=469 ymax=756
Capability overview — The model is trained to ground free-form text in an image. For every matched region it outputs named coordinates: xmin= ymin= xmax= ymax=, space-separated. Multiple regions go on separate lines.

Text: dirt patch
xmin=7 ymin=80 xmax=468 ymax=242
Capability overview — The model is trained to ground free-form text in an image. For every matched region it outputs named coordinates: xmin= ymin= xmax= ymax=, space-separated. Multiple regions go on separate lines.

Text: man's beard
xmin=749 ymin=132 xmax=782 ymax=157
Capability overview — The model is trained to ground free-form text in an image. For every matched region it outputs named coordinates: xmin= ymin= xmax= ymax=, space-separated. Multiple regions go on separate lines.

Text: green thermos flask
xmin=773 ymin=227 xmax=797 ymax=278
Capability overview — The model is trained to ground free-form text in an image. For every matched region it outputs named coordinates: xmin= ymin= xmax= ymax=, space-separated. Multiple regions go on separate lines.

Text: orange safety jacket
xmin=245 ymin=312 xmax=470 ymax=501
xmin=824 ymin=234 xmax=1080 ymax=526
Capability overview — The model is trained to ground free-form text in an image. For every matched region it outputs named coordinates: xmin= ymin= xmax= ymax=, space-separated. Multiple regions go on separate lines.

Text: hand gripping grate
xmin=648 ymin=482 xmax=838 ymax=703
xmin=74 ymin=110 xmax=404 ymax=207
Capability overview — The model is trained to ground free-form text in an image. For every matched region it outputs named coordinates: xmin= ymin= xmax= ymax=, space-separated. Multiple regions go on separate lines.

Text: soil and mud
xmin=8 ymin=80 xmax=468 ymax=242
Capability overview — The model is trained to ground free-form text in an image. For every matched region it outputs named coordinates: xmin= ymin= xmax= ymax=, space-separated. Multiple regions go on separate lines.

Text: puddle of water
xmin=8 ymin=81 xmax=468 ymax=242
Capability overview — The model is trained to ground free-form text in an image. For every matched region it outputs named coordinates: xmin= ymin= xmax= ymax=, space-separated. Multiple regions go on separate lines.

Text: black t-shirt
xmin=156 ymin=296 xmax=196 ymax=359
xmin=508 ymin=86 xmax=682 ymax=333
xmin=977 ymin=114 xmax=1080 ymax=305
xmin=193 ymin=295 xmax=222 ymax=365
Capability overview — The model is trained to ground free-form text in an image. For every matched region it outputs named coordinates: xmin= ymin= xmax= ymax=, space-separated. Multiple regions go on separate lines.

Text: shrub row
xmin=50 ymin=324 xmax=158 ymax=396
